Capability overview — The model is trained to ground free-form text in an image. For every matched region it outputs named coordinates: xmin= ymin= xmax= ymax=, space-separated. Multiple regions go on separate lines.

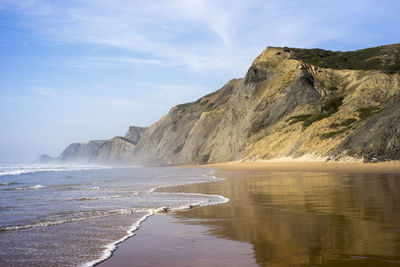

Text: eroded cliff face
xmin=54 ymin=126 xmax=145 ymax=164
xmin=133 ymin=45 xmax=400 ymax=164
xmin=94 ymin=137 xmax=136 ymax=163
xmin=59 ymin=140 xmax=107 ymax=162
xmin=124 ymin=126 xmax=147 ymax=144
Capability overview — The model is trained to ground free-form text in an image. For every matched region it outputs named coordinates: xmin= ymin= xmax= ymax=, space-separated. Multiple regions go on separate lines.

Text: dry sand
xmin=208 ymin=160 xmax=400 ymax=173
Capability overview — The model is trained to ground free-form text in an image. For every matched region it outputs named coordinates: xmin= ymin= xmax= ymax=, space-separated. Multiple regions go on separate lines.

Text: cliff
xmin=124 ymin=126 xmax=147 ymax=144
xmin=38 ymin=126 xmax=146 ymax=164
xmin=38 ymin=44 xmax=400 ymax=165
xmin=94 ymin=137 xmax=136 ymax=163
xmin=59 ymin=140 xmax=107 ymax=162
xmin=132 ymin=44 xmax=400 ymax=164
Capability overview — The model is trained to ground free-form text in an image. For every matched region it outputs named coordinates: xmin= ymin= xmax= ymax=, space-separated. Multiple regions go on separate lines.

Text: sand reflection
xmin=168 ymin=170 xmax=400 ymax=266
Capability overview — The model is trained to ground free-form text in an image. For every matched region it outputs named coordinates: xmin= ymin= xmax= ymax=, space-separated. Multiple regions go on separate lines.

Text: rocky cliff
xmin=38 ymin=126 xmax=147 ymax=164
xmin=132 ymin=44 xmax=400 ymax=164
xmin=38 ymin=44 xmax=400 ymax=165
xmin=124 ymin=126 xmax=147 ymax=144
xmin=59 ymin=140 xmax=107 ymax=162
xmin=94 ymin=137 xmax=136 ymax=163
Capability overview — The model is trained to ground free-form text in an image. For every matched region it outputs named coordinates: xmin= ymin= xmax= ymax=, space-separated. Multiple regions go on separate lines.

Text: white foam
xmin=1 ymin=208 xmax=143 ymax=231
xmin=89 ymin=187 xmax=100 ymax=190
xmin=0 ymin=164 xmax=112 ymax=176
xmin=13 ymin=184 xmax=46 ymax=191
xmin=81 ymin=173 xmax=229 ymax=267
xmin=81 ymin=212 xmax=153 ymax=267
xmin=148 ymin=176 xmax=225 ymax=193
xmin=0 ymin=182 xmax=17 ymax=186
xmin=73 ymin=193 xmax=138 ymax=201
xmin=81 ymin=193 xmax=229 ymax=267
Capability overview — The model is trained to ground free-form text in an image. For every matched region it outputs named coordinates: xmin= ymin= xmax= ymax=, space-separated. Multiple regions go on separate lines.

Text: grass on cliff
xmin=285 ymin=44 xmax=400 ymax=73
xmin=286 ymin=114 xmax=313 ymax=124
xmin=176 ymin=103 xmax=191 ymax=112
xmin=287 ymin=96 xmax=344 ymax=128
xmin=321 ymin=126 xmax=352 ymax=139
xmin=329 ymin=118 xmax=357 ymax=128
xmin=357 ymin=106 xmax=382 ymax=120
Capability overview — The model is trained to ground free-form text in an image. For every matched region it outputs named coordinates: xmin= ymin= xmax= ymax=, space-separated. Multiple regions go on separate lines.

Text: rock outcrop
xmin=37 ymin=126 xmax=146 ymax=164
xmin=59 ymin=140 xmax=107 ymax=162
xmin=94 ymin=137 xmax=136 ymax=163
xmin=124 ymin=126 xmax=148 ymax=144
xmin=132 ymin=44 xmax=400 ymax=164
xmin=34 ymin=154 xmax=58 ymax=163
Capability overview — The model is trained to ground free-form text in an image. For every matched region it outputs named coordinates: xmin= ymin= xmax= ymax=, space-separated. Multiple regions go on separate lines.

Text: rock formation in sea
xmin=37 ymin=44 xmax=400 ymax=164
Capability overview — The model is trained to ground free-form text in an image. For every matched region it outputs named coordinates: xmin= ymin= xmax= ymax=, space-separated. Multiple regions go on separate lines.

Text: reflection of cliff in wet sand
xmin=101 ymin=163 xmax=400 ymax=266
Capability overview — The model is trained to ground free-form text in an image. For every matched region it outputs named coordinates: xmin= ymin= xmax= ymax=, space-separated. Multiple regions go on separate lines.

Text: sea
xmin=0 ymin=163 xmax=228 ymax=267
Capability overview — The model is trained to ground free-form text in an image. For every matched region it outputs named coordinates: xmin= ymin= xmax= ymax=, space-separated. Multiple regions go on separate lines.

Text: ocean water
xmin=0 ymin=164 xmax=228 ymax=267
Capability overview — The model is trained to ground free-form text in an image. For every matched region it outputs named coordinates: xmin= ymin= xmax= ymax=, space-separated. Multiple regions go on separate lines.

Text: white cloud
xmin=4 ymin=0 xmax=400 ymax=71
xmin=31 ymin=87 xmax=56 ymax=95
xmin=3 ymin=0 xmax=400 ymax=78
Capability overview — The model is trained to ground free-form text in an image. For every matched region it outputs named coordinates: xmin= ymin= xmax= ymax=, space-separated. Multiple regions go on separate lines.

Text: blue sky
xmin=0 ymin=0 xmax=399 ymax=162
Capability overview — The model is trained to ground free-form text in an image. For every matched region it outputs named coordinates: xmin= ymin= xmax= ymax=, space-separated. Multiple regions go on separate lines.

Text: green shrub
xmin=176 ymin=103 xmax=190 ymax=112
xmin=357 ymin=106 xmax=381 ymax=120
xmin=303 ymin=114 xmax=330 ymax=128
xmin=340 ymin=118 xmax=357 ymax=126
xmin=321 ymin=127 xmax=351 ymax=139
xmin=207 ymin=103 xmax=215 ymax=111
xmin=328 ymin=86 xmax=338 ymax=91
xmin=329 ymin=122 xmax=339 ymax=128
xmin=288 ymin=45 xmax=400 ymax=73
xmin=200 ymin=99 xmax=209 ymax=105
xmin=204 ymin=91 xmax=219 ymax=98
xmin=321 ymin=96 xmax=344 ymax=114
xmin=287 ymin=114 xmax=313 ymax=124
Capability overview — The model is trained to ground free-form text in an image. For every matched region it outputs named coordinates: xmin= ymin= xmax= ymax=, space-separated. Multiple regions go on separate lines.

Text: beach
xmin=99 ymin=161 xmax=400 ymax=266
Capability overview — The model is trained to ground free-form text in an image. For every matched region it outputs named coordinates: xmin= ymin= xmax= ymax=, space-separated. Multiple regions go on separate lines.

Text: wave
xmin=82 ymin=194 xmax=229 ymax=267
xmin=0 ymin=182 xmax=18 ymax=186
xmin=73 ymin=193 xmax=138 ymax=201
xmin=0 ymin=168 xmax=229 ymax=267
xmin=148 ymin=175 xmax=224 ymax=193
xmin=81 ymin=212 xmax=153 ymax=267
xmin=0 ymin=164 xmax=112 ymax=177
xmin=0 ymin=208 xmax=144 ymax=232
xmin=8 ymin=184 xmax=46 ymax=191
xmin=0 ymin=193 xmax=228 ymax=232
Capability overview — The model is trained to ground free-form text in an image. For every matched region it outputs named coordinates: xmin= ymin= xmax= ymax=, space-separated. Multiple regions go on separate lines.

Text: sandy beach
xmin=99 ymin=161 xmax=400 ymax=266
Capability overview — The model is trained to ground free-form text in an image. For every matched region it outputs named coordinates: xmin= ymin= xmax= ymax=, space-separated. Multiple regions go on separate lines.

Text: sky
xmin=0 ymin=0 xmax=399 ymax=162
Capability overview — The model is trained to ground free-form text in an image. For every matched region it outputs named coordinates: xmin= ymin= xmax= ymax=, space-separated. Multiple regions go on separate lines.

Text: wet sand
xmin=99 ymin=162 xmax=400 ymax=266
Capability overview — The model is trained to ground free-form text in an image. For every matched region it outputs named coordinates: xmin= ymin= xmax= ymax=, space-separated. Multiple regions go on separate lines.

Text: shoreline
xmin=94 ymin=169 xmax=227 ymax=267
xmin=99 ymin=161 xmax=400 ymax=266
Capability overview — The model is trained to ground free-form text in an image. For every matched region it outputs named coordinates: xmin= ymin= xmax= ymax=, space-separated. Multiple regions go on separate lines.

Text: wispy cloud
xmin=31 ymin=86 xmax=56 ymax=95
xmin=4 ymin=0 xmax=397 ymax=74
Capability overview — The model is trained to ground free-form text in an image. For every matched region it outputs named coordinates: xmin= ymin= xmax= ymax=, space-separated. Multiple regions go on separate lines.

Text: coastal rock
xmin=59 ymin=140 xmax=107 ymax=162
xmin=132 ymin=44 xmax=400 ymax=164
xmin=52 ymin=126 xmax=145 ymax=164
xmin=94 ymin=137 xmax=136 ymax=163
xmin=34 ymin=154 xmax=58 ymax=163
xmin=124 ymin=126 xmax=148 ymax=144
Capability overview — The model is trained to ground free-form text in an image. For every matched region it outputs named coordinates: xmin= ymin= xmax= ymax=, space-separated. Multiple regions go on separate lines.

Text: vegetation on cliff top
xmin=285 ymin=44 xmax=400 ymax=73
